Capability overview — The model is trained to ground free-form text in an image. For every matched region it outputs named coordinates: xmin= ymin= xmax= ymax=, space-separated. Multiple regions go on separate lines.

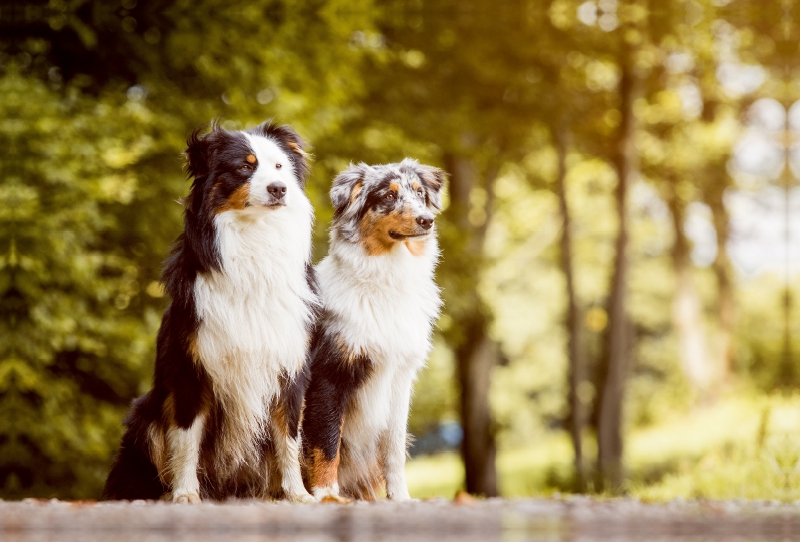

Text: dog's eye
xmin=416 ymin=188 xmax=425 ymax=198
xmin=276 ymin=163 xmax=282 ymax=169
xmin=240 ymin=164 xmax=252 ymax=172
xmin=384 ymin=192 xmax=396 ymax=202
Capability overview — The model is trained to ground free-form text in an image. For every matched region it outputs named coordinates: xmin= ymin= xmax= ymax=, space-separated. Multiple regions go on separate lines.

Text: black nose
xmin=267 ymin=182 xmax=287 ymax=199
xmin=416 ymin=215 xmax=434 ymax=230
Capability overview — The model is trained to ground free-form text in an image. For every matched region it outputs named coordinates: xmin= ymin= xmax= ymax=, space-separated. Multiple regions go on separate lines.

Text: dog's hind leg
xmin=102 ymin=424 xmax=166 ymax=500
xmin=103 ymin=392 xmax=167 ymax=501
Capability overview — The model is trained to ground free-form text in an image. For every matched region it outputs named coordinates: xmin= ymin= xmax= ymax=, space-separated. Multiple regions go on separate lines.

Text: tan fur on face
xmin=216 ymin=184 xmax=250 ymax=214
xmin=246 ymin=154 xmax=256 ymax=164
xmin=405 ymin=240 xmax=427 ymax=257
xmin=360 ymin=208 xmax=419 ymax=256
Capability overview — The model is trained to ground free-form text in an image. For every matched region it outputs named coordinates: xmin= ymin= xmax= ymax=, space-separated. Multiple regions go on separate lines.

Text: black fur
xmin=276 ymin=264 xmax=319 ymax=442
xmin=103 ymin=120 xmax=313 ymax=501
xmin=399 ymin=161 xmax=446 ymax=210
xmin=250 ymin=121 xmax=311 ymax=187
xmin=302 ymin=322 xmax=373 ymax=461
xmin=357 ymin=175 xmax=401 ymax=221
xmin=102 ymin=395 xmax=168 ymax=500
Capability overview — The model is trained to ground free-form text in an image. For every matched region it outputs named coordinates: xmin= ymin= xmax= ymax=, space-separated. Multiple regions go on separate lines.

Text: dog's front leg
xmin=380 ymin=374 xmax=415 ymax=502
xmin=272 ymin=368 xmax=313 ymax=503
xmin=271 ymin=423 xmax=313 ymax=503
xmin=166 ymin=413 xmax=205 ymax=503
xmin=302 ymin=372 xmax=352 ymax=502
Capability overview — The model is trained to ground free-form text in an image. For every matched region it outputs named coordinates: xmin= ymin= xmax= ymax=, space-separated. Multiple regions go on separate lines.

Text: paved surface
xmin=2 ymin=497 xmax=799 ymax=541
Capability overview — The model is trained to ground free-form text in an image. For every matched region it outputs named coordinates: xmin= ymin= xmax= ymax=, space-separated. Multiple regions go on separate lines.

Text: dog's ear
xmin=331 ymin=163 xmax=370 ymax=218
xmin=404 ymin=159 xmax=447 ymax=211
xmin=257 ymin=121 xmax=312 ymax=187
xmin=184 ymin=123 xmax=213 ymax=180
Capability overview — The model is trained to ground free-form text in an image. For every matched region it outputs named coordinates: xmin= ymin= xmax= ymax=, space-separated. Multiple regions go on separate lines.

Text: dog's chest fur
xmin=194 ymin=207 xmax=315 ymax=465
xmin=317 ymin=237 xmax=441 ymax=442
xmin=319 ymin=237 xmax=440 ymax=364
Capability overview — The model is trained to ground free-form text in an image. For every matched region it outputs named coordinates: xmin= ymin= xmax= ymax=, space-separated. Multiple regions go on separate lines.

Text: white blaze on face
xmin=243 ymin=133 xmax=302 ymax=208
xmin=193 ymin=131 xmax=317 ymax=474
xmin=397 ymin=171 xmax=430 ymax=218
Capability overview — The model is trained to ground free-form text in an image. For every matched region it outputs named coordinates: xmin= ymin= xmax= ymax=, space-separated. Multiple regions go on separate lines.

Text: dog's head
xmin=330 ymin=159 xmax=446 ymax=255
xmin=183 ymin=120 xmax=310 ymax=217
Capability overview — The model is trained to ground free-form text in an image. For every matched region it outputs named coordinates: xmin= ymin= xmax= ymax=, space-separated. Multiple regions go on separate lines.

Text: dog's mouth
xmin=245 ymin=201 xmax=286 ymax=209
xmin=388 ymin=230 xmax=430 ymax=241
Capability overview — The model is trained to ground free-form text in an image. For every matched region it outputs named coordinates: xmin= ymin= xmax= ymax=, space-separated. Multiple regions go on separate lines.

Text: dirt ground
xmin=2 ymin=496 xmax=798 ymax=542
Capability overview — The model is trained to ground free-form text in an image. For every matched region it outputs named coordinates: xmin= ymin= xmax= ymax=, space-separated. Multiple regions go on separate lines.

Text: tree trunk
xmin=706 ymin=183 xmax=735 ymax=382
xmin=456 ymin=316 xmax=498 ymax=496
xmin=554 ymin=129 xmax=585 ymax=489
xmin=666 ymin=186 xmax=713 ymax=392
xmin=442 ymin=153 xmax=500 ymax=497
xmin=596 ymin=46 xmax=636 ymax=492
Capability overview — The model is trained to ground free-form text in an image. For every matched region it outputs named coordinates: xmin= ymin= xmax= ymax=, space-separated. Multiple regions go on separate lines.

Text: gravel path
xmin=3 ymin=497 xmax=799 ymax=541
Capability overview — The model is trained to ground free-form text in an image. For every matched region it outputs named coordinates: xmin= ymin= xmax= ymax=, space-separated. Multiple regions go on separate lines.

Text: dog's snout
xmin=416 ymin=215 xmax=434 ymax=230
xmin=267 ymin=182 xmax=287 ymax=199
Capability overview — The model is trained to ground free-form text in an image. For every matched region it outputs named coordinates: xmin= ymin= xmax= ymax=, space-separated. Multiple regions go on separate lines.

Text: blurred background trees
xmin=1 ymin=0 xmax=798 ymax=499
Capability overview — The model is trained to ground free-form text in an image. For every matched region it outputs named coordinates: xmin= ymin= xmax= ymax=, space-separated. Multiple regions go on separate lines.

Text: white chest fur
xmin=317 ymin=235 xmax=441 ymax=366
xmin=316 ymin=236 xmax=442 ymax=445
xmin=194 ymin=206 xmax=316 ymax=452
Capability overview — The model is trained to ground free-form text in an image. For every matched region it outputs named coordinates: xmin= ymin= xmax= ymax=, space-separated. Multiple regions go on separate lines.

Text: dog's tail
xmin=102 ymin=392 xmax=167 ymax=501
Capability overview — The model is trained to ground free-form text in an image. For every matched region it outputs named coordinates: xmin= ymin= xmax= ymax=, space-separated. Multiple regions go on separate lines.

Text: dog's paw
xmin=285 ymin=491 xmax=315 ymax=504
xmin=172 ymin=491 xmax=201 ymax=504
xmin=313 ymin=486 xmax=351 ymax=504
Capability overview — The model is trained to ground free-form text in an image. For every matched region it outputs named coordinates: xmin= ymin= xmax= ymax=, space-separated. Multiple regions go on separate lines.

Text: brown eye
xmin=240 ymin=164 xmax=252 ymax=172
xmin=384 ymin=192 xmax=396 ymax=201
xmin=276 ymin=163 xmax=282 ymax=169
xmin=416 ymin=188 xmax=424 ymax=198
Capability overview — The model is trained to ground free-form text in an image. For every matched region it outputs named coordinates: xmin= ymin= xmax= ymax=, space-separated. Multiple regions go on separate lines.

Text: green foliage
xmin=1 ymin=70 xmax=169 ymax=497
xmin=2 ymin=0 xmax=797 ymax=500
xmin=1 ymin=0 xmax=375 ymax=498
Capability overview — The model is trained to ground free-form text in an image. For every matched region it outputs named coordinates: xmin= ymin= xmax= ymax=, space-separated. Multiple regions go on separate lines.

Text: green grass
xmin=405 ymin=451 xmax=465 ymax=499
xmin=406 ymin=392 xmax=800 ymax=501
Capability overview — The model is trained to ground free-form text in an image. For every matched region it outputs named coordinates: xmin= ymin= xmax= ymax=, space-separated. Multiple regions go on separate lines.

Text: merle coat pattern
xmin=302 ymin=159 xmax=445 ymax=501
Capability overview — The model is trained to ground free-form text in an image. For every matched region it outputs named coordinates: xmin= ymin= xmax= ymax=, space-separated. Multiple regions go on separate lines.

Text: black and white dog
xmin=103 ymin=121 xmax=317 ymax=503
xmin=302 ymin=159 xmax=445 ymax=501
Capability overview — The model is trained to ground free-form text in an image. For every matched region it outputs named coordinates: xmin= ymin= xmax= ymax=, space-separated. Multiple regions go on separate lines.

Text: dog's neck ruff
xmin=196 ymin=200 xmax=316 ymax=367
xmin=329 ymin=228 xmax=438 ymax=284
xmin=193 ymin=195 xmax=316 ymax=466
xmin=317 ymin=229 xmax=442 ymax=365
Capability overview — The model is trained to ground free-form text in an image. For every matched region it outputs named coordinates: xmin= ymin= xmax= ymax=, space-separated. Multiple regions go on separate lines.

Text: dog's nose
xmin=267 ymin=182 xmax=287 ymax=198
xmin=416 ymin=215 xmax=434 ymax=230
